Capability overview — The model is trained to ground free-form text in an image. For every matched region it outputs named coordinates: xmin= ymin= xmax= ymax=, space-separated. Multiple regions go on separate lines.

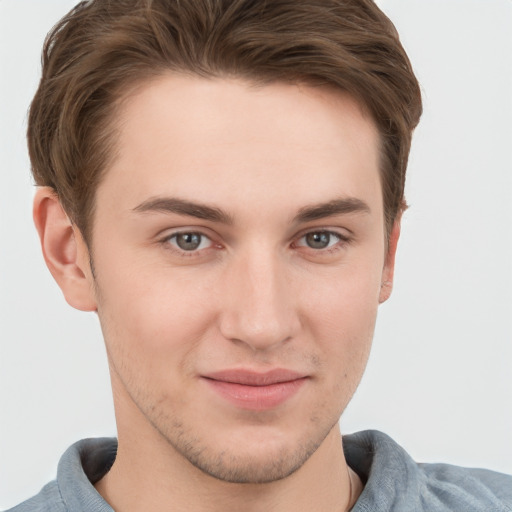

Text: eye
xmin=166 ymin=232 xmax=213 ymax=252
xmin=296 ymin=231 xmax=344 ymax=250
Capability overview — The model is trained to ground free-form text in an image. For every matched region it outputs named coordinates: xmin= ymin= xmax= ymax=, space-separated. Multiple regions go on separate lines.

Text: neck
xmin=95 ymin=423 xmax=360 ymax=512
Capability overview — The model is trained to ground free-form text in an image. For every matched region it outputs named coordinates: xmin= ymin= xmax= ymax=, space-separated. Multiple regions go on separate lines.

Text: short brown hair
xmin=28 ymin=0 xmax=422 ymax=244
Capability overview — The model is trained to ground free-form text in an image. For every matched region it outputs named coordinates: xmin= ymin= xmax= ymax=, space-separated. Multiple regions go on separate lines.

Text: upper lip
xmin=202 ymin=369 xmax=307 ymax=386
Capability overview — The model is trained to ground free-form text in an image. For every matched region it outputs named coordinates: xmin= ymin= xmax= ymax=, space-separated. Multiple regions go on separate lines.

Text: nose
xmin=219 ymin=250 xmax=300 ymax=352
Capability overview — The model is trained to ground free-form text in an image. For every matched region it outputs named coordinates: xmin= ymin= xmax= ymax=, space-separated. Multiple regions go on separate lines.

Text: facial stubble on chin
xmin=148 ymin=411 xmax=342 ymax=484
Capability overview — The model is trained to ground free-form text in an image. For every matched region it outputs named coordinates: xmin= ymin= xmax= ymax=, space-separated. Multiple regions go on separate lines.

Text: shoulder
xmin=419 ymin=462 xmax=512 ymax=510
xmin=4 ymin=481 xmax=65 ymax=512
xmin=5 ymin=438 xmax=117 ymax=512
xmin=344 ymin=430 xmax=512 ymax=512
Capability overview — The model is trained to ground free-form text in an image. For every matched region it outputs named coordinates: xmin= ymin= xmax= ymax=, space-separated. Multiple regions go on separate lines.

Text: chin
xmin=181 ymin=442 xmax=317 ymax=484
xmin=158 ymin=417 xmax=337 ymax=484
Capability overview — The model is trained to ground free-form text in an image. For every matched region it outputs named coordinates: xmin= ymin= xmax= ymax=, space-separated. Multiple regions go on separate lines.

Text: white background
xmin=1 ymin=0 xmax=511 ymax=508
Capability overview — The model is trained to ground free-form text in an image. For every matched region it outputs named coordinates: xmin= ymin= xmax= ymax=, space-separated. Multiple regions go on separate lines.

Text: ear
xmin=379 ymin=218 xmax=401 ymax=304
xmin=33 ymin=187 xmax=97 ymax=312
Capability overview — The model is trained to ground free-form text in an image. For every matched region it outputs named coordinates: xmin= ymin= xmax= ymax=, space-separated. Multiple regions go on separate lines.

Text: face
xmin=83 ymin=76 xmax=396 ymax=483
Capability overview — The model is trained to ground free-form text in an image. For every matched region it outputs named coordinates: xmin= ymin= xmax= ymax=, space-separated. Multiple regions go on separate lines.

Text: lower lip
xmin=203 ymin=378 xmax=307 ymax=411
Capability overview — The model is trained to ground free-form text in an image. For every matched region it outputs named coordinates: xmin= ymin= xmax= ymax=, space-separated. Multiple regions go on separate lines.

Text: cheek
xmin=95 ymin=271 xmax=217 ymax=415
xmin=303 ymin=263 xmax=381 ymax=377
xmin=95 ymin=256 xmax=217 ymax=371
xmin=304 ymin=260 xmax=382 ymax=332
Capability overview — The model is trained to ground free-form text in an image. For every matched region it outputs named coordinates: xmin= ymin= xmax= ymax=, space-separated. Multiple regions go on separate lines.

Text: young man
xmin=6 ymin=1 xmax=511 ymax=511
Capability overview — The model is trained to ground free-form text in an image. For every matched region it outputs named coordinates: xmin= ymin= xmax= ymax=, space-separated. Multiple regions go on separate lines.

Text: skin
xmin=34 ymin=76 xmax=399 ymax=512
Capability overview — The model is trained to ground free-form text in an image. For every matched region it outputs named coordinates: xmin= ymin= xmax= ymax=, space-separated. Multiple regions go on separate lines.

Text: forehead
xmin=98 ymin=74 xmax=382 ymax=222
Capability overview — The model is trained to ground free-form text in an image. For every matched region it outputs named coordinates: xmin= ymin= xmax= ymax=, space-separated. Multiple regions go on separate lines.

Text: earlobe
xmin=33 ymin=187 xmax=97 ymax=312
xmin=379 ymin=218 xmax=401 ymax=304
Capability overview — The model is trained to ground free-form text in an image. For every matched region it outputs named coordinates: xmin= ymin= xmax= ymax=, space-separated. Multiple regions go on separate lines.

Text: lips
xmin=201 ymin=369 xmax=308 ymax=410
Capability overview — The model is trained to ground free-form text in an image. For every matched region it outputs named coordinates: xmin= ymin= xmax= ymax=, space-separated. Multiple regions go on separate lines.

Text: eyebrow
xmin=132 ymin=196 xmax=370 ymax=225
xmin=132 ymin=197 xmax=233 ymax=224
xmin=293 ymin=197 xmax=371 ymax=223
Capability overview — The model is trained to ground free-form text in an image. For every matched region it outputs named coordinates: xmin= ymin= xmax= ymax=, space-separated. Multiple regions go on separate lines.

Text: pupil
xmin=306 ymin=232 xmax=330 ymax=249
xmin=177 ymin=233 xmax=201 ymax=250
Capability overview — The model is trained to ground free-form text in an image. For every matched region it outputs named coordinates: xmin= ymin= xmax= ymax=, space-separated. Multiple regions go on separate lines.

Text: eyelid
xmin=292 ymin=228 xmax=352 ymax=252
xmin=294 ymin=226 xmax=351 ymax=241
xmin=156 ymin=226 xmax=351 ymax=255
xmin=158 ymin=227 xmax=221 ymax=256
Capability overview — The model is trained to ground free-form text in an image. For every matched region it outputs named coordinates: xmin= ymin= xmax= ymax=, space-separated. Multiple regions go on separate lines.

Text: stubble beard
xmin=106 ymin=348 xmax=354 ymax=486
xmin=148 ymin=409 xmax=341 ymax=484
xmin=105 ymin=339 xmax=345 ymax=485
xmin=101 ymin=311 xmax=357 ymax=486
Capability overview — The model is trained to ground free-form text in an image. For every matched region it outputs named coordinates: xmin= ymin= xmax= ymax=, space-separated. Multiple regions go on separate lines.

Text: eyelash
xmin=161 ymin=231 xmax=217 ymax=257
xmin=159 ymin=229 xmax=350 ymax=257
xmin=293 ymin=230 xmax=350 ymax=253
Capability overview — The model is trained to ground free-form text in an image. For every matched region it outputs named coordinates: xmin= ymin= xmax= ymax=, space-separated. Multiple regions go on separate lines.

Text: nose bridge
xmin=220 ymin=246 xmax=298 ymax=351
